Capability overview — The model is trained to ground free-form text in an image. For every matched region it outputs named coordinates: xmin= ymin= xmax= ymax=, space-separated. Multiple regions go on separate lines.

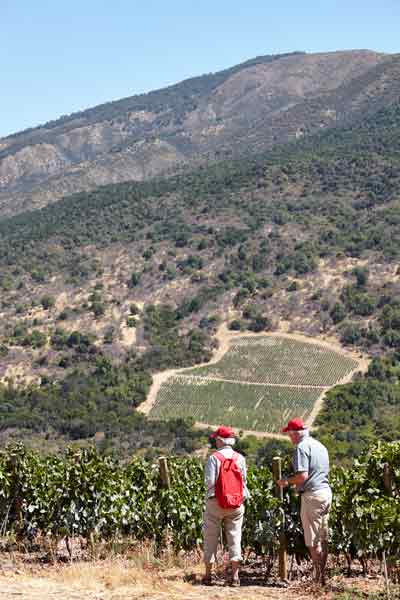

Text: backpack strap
xmin=213 ymin=451 xmax=240 ymax=465
xmin=231 ymin=451 xmax=240 ymax=462
xmin=213 ymin=451 xmax=226 ymax=463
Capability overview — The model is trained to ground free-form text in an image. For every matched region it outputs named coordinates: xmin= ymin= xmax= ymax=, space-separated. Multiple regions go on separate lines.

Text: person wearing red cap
xmin=202 ymin=425 xmax=248 ymax=586
xmin=278 ymin=417 xmax=332 ymax=585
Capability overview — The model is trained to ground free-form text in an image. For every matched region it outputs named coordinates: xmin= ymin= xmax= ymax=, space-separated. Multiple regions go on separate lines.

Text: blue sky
xmin=1 ymin=0 xmax=399 ymax=138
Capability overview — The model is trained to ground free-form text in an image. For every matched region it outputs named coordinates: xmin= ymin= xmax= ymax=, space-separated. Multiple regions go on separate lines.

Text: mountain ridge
xmin=1 ymin=49 xmax=399 ymax=219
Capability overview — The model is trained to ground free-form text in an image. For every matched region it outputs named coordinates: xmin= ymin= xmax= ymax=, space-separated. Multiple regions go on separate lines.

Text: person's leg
xmin=301 ymin=495 xmax=321 ymax=582
xmin=204 ymin=559 xmax=212 ymax=582
xmin=302 ymin=492 xmax=331 ymax=584
xmin=203 ymin=499 xmax=222 ymax=583
xmin=308 ymin=544 xmax=323 ymax=583
xmin=231 ymin=561 xmax=240 ymax=585
xmin=318 ymin=496 xmax=331 ymax=585
xmin=223 ymin=505 xmax=244 ymax=585
xmin=319 ymin=539 xmax=329 ymax=585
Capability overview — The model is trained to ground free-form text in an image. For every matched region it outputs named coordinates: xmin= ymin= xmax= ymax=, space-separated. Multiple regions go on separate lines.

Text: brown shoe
xmin=225 ymin=578 xmax=240 ymax=587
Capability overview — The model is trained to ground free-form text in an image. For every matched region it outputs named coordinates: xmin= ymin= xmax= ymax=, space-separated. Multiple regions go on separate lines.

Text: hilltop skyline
xmin=1 ymin=0 xmax=400 ymax=138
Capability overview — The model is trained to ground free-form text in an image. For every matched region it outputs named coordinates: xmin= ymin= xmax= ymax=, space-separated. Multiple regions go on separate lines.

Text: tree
xmin=352 ymin=266 xmax=369 ymax=288
xmin=340 ymin=322 xmax=363 ymax=345
xmin=22 ymin=330 xmax=47 ymax=349
xmin=248 ymin=316 xmax=272 ymax=333
xmin=129 ymin=272 xmax=141 ymax=287
xmin=330 ymin=302 xmax=346 ymax=324
xmin=92 ymin=302 xmax=105 ymax=317
xmin=130 ymin=303 xmax=140 ymax=315
xmin=126 ymin=316 xmax=137 ymax=328
xmin=40 ymin=295 xmax=55 ymax=310
xmin=229 ymin=320 xmax=244 ymax=331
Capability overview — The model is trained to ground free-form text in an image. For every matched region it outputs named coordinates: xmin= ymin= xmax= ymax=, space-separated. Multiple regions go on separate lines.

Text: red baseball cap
xmin=282 ymin=418 xmax=306 ymax=433
xmin=210 ymin=425 xmax=235 ymax=439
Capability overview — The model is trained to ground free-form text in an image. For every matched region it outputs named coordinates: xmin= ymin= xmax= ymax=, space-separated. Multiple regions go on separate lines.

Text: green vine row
xmin=0 ymin=441 xmax=398 ymax=561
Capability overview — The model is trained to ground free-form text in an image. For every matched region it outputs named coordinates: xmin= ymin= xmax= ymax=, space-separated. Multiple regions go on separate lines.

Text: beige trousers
xmin=301 ymin=488 xmax=332 ymax=548
xmin=203 ymin=498 xmax=244 ymax=563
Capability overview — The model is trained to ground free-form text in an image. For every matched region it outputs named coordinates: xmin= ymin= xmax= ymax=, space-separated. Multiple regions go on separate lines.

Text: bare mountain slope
xmin=1 ymin=49 xmax=400 ymax=217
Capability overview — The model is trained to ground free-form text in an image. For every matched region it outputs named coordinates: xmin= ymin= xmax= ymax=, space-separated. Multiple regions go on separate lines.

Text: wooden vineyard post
xmin=159 ymin=456 xmax=171 ymax=489
xmin=158 ymin=457 xmax=173 ymax=551
xmin=272 ymin=456 xmax=288 ymax=581
xmin=383 ymin=463 xmax=393 ymax=497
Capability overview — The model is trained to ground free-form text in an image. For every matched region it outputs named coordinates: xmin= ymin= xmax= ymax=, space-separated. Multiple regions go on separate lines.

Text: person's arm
xmin=277 ymin=445 xmax=309 ymax=488
xmin=277 ymin=471 xmax=308 ymax=488
xmin=204 ymin=455 xmax=218 ymax=493
xmin=240 ymin=456 xmax=247 ymax=484
xmin=239 ymin=455 xmax=250 ymax=498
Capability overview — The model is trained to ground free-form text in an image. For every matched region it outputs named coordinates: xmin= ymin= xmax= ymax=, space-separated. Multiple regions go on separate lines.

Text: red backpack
xmin=214 ymin=451 xmax=244 ymax=508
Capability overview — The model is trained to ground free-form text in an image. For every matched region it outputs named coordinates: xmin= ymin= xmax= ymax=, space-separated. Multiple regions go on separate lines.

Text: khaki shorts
xmin=203 ymin=498 xmax=244 ymax=563
xmin=300 ymin=488 xmax=332 ymax=548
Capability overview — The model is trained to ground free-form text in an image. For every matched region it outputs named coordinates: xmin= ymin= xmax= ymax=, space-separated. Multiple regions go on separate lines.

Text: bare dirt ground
xmin=0 ymin=558 xmax=390 ymax=600
xmin=0 ymin=363 xmax=38 ymax=387
xmin=138 ymin=323 xmax=369 ymax=438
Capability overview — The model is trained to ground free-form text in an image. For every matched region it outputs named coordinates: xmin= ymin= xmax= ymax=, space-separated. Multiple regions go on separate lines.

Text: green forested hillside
xmin=2 ymin=102 xmax=400 ymax=273
xmin=1 ymin=102 xmax=400 ymax=460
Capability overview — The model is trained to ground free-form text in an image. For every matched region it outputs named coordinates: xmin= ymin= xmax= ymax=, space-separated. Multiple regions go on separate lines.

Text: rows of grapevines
xmin=329 ymin=441 xmax=400 ymax=559
xmin=0 ymin=442 xmax=398 ymax=561
xmin=188 ymin=337 xmax=358 ymax=386
xmin=150 ymin=376 xmax=321 ymax=431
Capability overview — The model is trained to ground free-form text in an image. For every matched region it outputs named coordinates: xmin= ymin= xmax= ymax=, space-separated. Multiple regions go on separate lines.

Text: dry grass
xmin=0 ymin=541 xmax=394 ymax=600
xmin=0 ymin=559 xmax=392 ymax=600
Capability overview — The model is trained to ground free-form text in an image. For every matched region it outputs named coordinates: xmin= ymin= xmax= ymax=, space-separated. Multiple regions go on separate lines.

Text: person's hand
xmin=277 ymin=478 xmax=289 ymax=488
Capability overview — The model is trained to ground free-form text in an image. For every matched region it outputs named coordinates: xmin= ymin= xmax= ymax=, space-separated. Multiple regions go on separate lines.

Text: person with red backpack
xmin=202 ymin=425 xmax=248 ymax=587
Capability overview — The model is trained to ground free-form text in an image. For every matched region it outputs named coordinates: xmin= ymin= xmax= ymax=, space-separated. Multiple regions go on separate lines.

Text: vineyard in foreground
xmin=0 ymin=441 xmax=398 ymax=573
xmin=149 ymin=336 xmax=360 ymax=432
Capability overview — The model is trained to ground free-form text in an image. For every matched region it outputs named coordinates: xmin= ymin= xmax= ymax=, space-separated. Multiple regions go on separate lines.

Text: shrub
xmin=242 ymin=305 xmax=261 ymax=320
xmin=22 ymin=330 xmax=47 ymax=349
xmin=229 ymin=319 xmax=244 ymax=331
xmin=287 ymin=281 xmax=298 ymax=292
xmin=233 ymin=288 xmax=250 ymax=307
xmin=248 ymin=316 xmax=272 ymax=333
xmin=57 ymin=310 xmax=69 ymax=321
xmin=51 ymin=328 xmax=69 ymax=350
xmin=15 ymin=304 xmax=28 ymax=315
xmin=129 ymin=272 xmax=141 ymax=287
xmin=126 ymin=316 xmax=137 ymax=328
xmin=340 ymin=322 xmax=363 ymax=345
xmin=104 ymin=327 xmax=115 ymax=344
xmin=40 ymin=295 xmax=56 ymax=310
xmin=330 ymin=302 xmax=347 ymax=324
xmin=92 ymin=302 xmax=105 ymax=317
xmin=352 ymin=266 xmax=369 ymax=288
xmin=130 ymin=303 xmax=140 ymax=315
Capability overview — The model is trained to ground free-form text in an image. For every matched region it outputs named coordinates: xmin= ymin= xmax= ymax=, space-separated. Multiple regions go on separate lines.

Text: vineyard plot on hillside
xmin=188 ymin=337 xmax=358 ymax=386
xmin=149 ymin=376 xmax=322 ymax=432
xmin=149 ymin=335 xmax=360 ymax=432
